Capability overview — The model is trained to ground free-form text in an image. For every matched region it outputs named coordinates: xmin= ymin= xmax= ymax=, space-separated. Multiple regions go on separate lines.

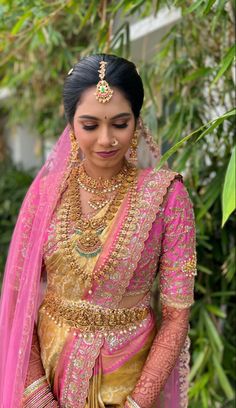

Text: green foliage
xmin=222 ymin=146 xmax=236 ymax=226
xmin=0 ymin=0 xmax=235 ymax=406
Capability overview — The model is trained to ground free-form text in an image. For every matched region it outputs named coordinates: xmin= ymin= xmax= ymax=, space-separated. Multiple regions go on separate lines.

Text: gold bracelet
xmin=23 ymin=375 xmax=47 ymax=397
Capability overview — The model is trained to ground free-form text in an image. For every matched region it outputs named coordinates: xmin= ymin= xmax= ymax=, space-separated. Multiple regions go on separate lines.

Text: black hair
xmin=63 ymin=54 xmax=144 ymax=124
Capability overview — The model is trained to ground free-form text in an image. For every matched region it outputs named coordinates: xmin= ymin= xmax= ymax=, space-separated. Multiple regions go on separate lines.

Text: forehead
xmin=75 ymin=86 xmax=132 ymax=118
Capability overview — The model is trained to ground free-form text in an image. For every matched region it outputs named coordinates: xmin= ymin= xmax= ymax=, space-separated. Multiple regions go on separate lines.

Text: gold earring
xmin=129 ymin=130 xmax=138 ymax=165
xmin=70 ymin=129 xmax=80 ymax=166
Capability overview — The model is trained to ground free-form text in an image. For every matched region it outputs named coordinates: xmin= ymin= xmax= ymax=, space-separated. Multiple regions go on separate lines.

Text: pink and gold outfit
xmin=0 ymin=126 xmax=196 ymax=408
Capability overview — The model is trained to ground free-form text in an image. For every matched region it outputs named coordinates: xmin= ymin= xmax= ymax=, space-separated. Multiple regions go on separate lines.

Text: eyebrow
xmin=78 ymin=113 xmax=132 ymax=120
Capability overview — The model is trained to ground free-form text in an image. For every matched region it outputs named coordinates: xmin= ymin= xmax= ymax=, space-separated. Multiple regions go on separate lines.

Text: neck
xmin=83 ymin=159 xmax=126 ymax=179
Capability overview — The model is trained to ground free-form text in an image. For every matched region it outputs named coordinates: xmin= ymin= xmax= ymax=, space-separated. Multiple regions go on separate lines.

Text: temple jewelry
xmin=57 ymin=164 xmax=137 ymax=284
xmin=78 ymin=162 xmax=130 ymax=194
xmin=78 ymin=161 xmax=131 ymax=209
xmin=126 ymin=396 xmax=141 ymax=408
xmin=111 ymin=138 xmax=119 ymax=147
xmin=95 ymin=61 xmax=113 ymax=103
xmin=69 ymin=129 xmax=80 ymax=165
xmin=129 ymin=130 xmax=138 ymax=164
xmin=41 ymin=292 xmax=149 ymax=333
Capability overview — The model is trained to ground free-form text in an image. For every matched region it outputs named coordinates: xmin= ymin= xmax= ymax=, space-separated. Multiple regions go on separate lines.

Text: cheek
xmin=119 ymin=129 xmax=134 ymax=147
xmin=73 ymin=124 xmax=92 ymax=151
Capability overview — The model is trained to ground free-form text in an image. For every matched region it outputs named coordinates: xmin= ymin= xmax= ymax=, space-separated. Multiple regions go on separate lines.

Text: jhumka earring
xmin=129 ymin=130 xmax=138 ymax=165
xmin=69 ymin=129 xmax=80 ymax=166
xmin=95 ymin=61 xmax=113 ymax=103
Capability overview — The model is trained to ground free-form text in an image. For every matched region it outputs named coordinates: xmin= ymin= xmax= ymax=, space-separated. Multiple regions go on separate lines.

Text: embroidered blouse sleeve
xmin=159 ymin=178 xmax=197 ymax=309
xmin=126 ymin=179 xmax=197 ymax=408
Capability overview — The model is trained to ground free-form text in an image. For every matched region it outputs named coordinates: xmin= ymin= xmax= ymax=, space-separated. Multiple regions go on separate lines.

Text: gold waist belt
xmin=41 ymin=292 xmax=150 ymax=333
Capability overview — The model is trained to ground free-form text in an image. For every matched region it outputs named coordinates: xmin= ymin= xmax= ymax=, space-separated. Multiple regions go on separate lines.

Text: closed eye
xmin=113 ymin=123 xmax=128 ymax=129
xmin=82 ymin=124 xmax=98 ymax=131
xmin=82 ymin=123 xmax=128 ymax=131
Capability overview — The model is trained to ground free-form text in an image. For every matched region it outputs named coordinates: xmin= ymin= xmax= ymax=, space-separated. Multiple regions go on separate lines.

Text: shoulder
xmin=139 ymin=167 xmax=182 ymax=190
xmin=139 ymin=168 xmax=193 ymax=208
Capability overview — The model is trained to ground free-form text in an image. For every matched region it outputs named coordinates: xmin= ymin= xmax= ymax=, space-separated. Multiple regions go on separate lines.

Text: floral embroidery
xmin=60 ymin=333 xmax=103 ymax=408
xmin=91 ymin=169 xmax=181 ymax=307
xmin=159 ymin=180 xmax=197 ymax=308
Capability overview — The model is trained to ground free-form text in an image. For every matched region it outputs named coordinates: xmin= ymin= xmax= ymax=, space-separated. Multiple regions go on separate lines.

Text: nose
xmin=97 ymin=125 xmax=112 ymax=147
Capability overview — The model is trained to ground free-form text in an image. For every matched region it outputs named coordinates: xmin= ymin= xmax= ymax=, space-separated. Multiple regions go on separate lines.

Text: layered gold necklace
xmin=77 ymin=162 xmax=130 ymax=210
xmin=57 ymin=163 xmax=137 ymax=287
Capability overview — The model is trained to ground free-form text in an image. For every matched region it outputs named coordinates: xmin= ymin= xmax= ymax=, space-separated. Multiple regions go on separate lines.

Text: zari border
xmin=60 ymin=333 xmax=103 ymax=408
xmin=91 ymin=169 xmax=181 ymax=308
xmin=179 ymin=334 xmax=191 ymax=408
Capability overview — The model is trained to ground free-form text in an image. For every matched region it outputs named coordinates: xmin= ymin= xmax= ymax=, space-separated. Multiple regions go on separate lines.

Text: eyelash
xmin=82 ymin=123 xmax=128 ymax=131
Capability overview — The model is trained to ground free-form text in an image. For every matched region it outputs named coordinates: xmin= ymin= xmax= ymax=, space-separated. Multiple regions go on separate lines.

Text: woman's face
xmin=73 ymin=86 xmax=136 ymax=177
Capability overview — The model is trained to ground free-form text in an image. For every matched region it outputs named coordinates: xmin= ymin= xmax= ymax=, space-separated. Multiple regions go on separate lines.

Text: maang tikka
xmin=95 ymin=61 xmax=113 ymax=103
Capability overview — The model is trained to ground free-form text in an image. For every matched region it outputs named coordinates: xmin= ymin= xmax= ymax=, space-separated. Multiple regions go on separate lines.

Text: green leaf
xmin=213 ymin=354 xmax=235 ymax=400
xmin=181 ymin=67 xmax=212 ymax=84
xmin=11 ymin=11 xmax=32 ymax=35
xmin=206 ymin=304 xmax=226 ymax=318
xmin=222 ymin=146 xmax=236 ymax=227
xmin=203 ymin=310 xmax=223 ymax=353
xmin=212 ymin=45 xmax=235 ymax=85
xmin=184 ymin=0 xmax=205 ymax=15
xmin=189 ymin=347 xmax=209 ymax=381
xmin=196 ymin=170 xmax=225 ymax=220
xmin=203 ymin=0 xmax=217 ymax=14
xmin=155 ymin=109 xmax=236 ymax=170
xmin=197 ymin=265 xmax=213 ymax=275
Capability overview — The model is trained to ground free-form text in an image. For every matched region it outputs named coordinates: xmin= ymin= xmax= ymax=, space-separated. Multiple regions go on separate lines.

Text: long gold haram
xmin=57 ymin=165 xmax=138 ymax=288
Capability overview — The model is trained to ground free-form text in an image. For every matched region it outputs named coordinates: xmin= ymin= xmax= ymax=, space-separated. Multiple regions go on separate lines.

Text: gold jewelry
xmin=129 ymin=130 xmax=138 ymax=165
xmin=69 ymin=129 xmax=80 ymax=166
xmin=41 ymin=292 xmax=149 ymax=333
xmin=23 ymin=376 xmax=47 ymax=397
xmin=57 ymin=165 xmax=137 ymax=285
xmin=111 ymin=139 xmax=118 ymax=147
xmin=78 ymin=162 xmax=131 ymax=210
xmin=78 ymin=162 xmax=130 ymax=194
xmin=95 ymin=61 xmax=113 ymax=103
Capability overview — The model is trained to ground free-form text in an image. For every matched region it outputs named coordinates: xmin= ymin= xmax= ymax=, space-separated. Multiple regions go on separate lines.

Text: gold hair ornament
xmin=95 ymin=61 xmax=113 ymax=103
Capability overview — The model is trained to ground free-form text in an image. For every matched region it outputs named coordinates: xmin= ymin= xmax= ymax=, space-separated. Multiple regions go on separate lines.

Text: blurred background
xmin=0 ymin=1 xmax=235 ymax=406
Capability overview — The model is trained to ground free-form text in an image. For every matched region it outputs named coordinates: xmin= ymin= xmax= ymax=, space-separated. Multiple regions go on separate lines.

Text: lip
xmin=95 ymin=150 xmax=119 ymax=158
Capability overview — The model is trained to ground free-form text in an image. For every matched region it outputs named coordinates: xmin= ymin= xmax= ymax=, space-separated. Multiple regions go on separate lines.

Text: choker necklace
xmin=78 ymin=161 xmax=132 ymax=210
xmin=57 ymin=165 xmax=138 ymax=287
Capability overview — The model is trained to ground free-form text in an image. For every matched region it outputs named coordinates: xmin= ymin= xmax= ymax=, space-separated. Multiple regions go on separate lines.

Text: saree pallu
xmin=38 ymin=168 xmax=196 ymax=407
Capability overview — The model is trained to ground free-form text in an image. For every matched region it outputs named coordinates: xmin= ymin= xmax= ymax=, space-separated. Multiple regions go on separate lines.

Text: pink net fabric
xmin=0 ymin=126 xmax=71 ymax=407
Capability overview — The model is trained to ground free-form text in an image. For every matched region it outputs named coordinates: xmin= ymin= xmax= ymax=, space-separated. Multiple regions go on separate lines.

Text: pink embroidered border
xmin=60 ymin=333 xmax=103 ymax=408
xmin=91 ymin=169 xmax=181 ymax=308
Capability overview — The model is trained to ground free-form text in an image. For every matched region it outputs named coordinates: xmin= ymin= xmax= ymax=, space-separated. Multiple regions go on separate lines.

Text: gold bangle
xmin=23 ymin=375 xmax=47 ymax=397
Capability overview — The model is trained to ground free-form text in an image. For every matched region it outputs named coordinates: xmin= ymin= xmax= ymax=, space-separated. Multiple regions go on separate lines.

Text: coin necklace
xmin=57 ymin=165 xmax=137 ymax=286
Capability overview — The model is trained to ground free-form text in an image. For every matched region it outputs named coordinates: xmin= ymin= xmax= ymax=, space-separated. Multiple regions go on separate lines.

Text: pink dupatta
xmin=0 ymin=126 xmax=72 ymax=407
